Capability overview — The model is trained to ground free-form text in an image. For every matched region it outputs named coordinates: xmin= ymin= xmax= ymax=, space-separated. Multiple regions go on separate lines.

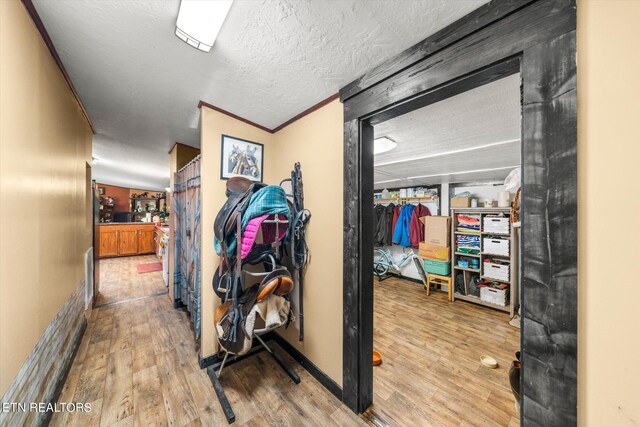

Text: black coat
xmin=374 ymin=203 xmax=395 ymax=246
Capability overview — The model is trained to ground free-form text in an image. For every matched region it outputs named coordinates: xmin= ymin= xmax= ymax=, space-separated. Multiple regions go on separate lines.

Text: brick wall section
xmin=0 ymin=282 xmax=86 ymax=426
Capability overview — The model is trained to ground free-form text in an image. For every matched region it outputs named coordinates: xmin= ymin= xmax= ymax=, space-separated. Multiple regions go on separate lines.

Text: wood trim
xmin=168 ymin=141 xmax=200 ymax=155
xmin=20 ymin=0 xmax=96 ymax=134
xmin=198 ymin=101 xmax=273 ymax=134
xmin=271 ymin=93 xmax=340 ymax=133
xmin=339 ymin=0 xmax=536 ymax=102
xmin=341 ymin=0 xmax=577 ymax=424
xmin=198 ymin=93 xmax=340 ymax=135
xmin=270 ymin=333 xmax=343 ymax=402
xmin=367 ymin=58 xmax=520 ymax=126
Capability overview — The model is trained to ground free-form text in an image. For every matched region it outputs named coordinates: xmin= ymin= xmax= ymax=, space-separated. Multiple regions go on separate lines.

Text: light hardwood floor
xmin=95 ymin=255 xmax=167 ymax=306
xmin=371 ymin=276 xmax=521 ymax=427
xmin=51 ymin=255 xmax=365 ymax=427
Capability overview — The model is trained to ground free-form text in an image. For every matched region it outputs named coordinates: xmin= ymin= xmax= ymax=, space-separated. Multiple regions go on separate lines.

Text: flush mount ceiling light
xmin=374 ymin=139 xmax=520 ymax=167
xmin=374 ymin=137 xmax=397 ymax=155
xmin=407 ymin=165 xmax=520 ymax=180
xmin=175 ymin=0 xmax=233 ymax=52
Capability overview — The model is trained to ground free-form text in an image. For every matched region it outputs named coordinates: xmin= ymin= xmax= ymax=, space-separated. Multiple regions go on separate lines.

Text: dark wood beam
xmin=339 ymin=0 xmax=537 ymax=102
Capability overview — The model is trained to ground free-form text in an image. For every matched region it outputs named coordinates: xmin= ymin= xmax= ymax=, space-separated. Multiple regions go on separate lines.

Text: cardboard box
xmin=419 ymin=243 xmax=450 ymax=261
xmin=423 ymin=216 xmax=451 ymax=246
xmin=451 ymin=197 xmax=471 ymax=208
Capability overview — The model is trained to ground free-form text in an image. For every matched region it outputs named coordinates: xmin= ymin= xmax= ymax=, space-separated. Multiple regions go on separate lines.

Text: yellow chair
xmin=426 ymin=273 xmax=453 ymax=301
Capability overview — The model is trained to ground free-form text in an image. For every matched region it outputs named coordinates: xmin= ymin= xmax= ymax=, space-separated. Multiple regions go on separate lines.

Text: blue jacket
xmin=392 ymin=204 xmax=415 ymax=247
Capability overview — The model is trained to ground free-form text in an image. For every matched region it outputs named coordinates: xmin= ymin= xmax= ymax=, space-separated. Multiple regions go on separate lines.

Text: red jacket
xmin=391 ymin=205 xmax=401 ymax=236
xmin=409 ymin=204 xmax=431 ymax=248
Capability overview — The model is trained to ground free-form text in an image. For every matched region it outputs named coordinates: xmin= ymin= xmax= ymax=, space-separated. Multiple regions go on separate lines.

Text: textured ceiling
xmin=374 ymin=73 xmax=522 ymax=189
xmin=32 ymin=0 xmax=488 ymax=189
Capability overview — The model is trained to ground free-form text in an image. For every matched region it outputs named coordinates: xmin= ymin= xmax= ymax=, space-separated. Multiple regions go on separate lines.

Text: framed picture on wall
xmin=220 ymin=134 xmax=264 ymax=182
xmin=98 ymin=187 xmax=105 ymax=195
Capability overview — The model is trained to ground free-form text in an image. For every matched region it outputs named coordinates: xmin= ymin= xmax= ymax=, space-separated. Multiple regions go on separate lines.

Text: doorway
xmin=370 ymin=73 xmax=522 ymax=425
xmin=340 ymin=2 xmax=577 ymax=424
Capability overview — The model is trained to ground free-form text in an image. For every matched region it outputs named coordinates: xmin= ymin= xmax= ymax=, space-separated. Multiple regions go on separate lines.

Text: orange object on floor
xmin=426 ymin=273 xmax=453 ymax=301
xmin=373 ymin=350 xmax=382 ymax=366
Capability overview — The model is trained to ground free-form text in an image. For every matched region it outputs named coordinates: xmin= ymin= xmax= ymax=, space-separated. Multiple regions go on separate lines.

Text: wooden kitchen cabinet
xmin=99 ymin=228 xmax=119 ymax=258
xmin=118 ymin=229 xmax=139 ymax=255
xmin=99 ymin=224 xmax=157 ymax=258
xmin=138 ymin=229 xmax=155 ymax=254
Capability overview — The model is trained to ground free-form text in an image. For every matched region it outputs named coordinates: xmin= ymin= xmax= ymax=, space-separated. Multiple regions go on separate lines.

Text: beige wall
xmin=199 ymin=101 xmax=343 ymax=383
xmin=271 ymin=100 xmax=344 ymax=385
xmin=200 ymin=108 xmax=276 ymax=357
xmin=0 ymin=0 xmax=93 ymax=395
xmin=577 ymin=1 xmax=640 ymax=425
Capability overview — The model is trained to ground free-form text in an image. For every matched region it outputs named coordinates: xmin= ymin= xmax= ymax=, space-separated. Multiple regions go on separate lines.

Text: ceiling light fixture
xmin=175 ymin=0 xmax=233 ymax=52
xmin=374 ymin=139 xmax=519 ymax=166
xmin=407 ymin=165 xmax=520 ymax=180
xmin=374 ymin=178 xmax=402 ymax=185
xmin=374 ymin=137 xmax=397 ymax=155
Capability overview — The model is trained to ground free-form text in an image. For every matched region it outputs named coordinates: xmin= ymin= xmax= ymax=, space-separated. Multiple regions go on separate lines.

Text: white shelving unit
xmin=450 ymin=207 xmax=519 ymax=316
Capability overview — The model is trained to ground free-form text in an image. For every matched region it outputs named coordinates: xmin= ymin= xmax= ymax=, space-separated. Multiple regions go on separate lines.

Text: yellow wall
xmin=200 ymin=108 xmax=276 ymax=357
xmin=271 ymin=100 xmax=344 ymax=385
xmin=577 ymin=1 xmax=640 ymax=425
xmin=0 ymin=0 xmax=93 ymax=395
xmin=199 ymin=101 xmax=344 ymax=383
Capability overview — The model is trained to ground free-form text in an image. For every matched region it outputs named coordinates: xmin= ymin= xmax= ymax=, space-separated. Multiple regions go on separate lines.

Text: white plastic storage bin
xmin=480 ymin=287 xmax=509 ymax=306
xmin=483 ymin=216 xmax=510 ymax=234
xmin=483 ymin=237 xmax=510 ymax=257
xmin=483 ymin=260 xmax=510 ymax=282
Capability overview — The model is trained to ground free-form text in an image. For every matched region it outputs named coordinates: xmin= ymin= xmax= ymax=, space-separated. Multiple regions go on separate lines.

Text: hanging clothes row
xmin=374 ymin=202 xmax=431 ymax=248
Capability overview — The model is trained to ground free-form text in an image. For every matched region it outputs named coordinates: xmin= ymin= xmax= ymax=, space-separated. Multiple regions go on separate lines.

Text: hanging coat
xmin=392 ymin=204 xmax=416 ymax=247
xmin=383 ymin=203 xmax=395 ymax=245
xmin=409 ymin=203 xmax=431 ymax=248
xmin=391 ymin=205 xmax=401 ymax=237
xmin=374 ymin=204 xmax=385 ymax=244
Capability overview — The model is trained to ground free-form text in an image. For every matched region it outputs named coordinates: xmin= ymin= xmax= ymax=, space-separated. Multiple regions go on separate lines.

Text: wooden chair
xmin=426 ymin=273 xmax=453 ymax=301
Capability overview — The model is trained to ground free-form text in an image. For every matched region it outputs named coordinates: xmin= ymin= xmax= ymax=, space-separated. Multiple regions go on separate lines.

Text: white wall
xmin=451 ymin=183 xmax=514 ymax=208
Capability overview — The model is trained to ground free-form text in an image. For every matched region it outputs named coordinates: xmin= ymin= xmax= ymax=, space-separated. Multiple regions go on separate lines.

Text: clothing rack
xmin=374 ymin=197 xmax=441 ymax=220
xmin=208 ymin=214 xmax=300 ymax=424
xmin=375 ymin=196 xmax=439 ymax=204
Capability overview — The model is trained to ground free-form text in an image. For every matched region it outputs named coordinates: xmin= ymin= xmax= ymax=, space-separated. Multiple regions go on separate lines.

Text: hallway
xmin=52 ymin=256 xmax=364 ymax=427
xmin=95 ymin=255 xmax=167 ymax=306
